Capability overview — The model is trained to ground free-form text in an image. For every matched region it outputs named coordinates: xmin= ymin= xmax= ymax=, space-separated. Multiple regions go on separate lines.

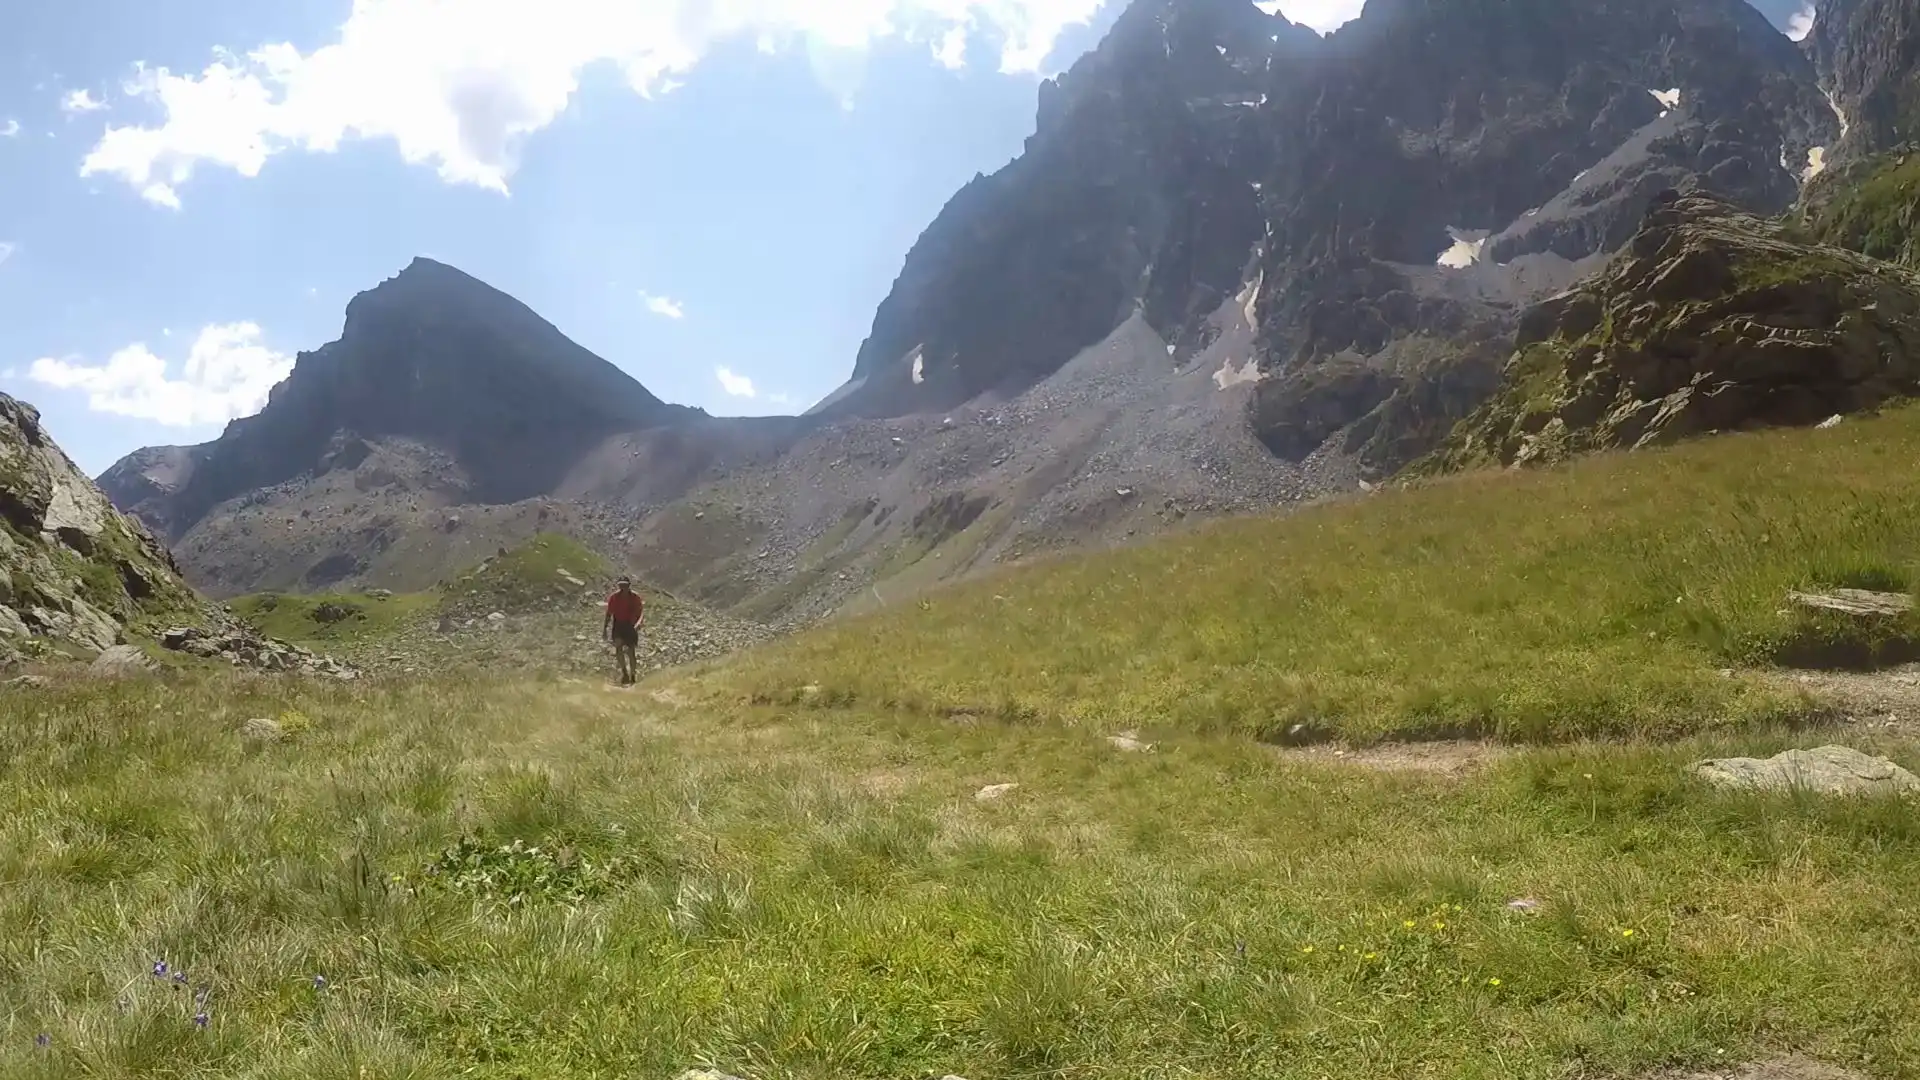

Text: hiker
xmin=603 ymin=576 xmax=645 ymax=685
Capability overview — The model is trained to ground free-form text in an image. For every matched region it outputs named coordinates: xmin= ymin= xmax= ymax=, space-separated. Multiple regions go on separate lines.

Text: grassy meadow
xmin=14 ymin=410 xmax=1920 ymax=1076
xmin=3 ymin=672 xmax=1918 ymax=1079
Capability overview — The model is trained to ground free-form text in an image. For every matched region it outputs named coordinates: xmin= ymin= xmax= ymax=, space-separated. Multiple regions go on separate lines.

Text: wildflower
xmin=193 ymin=1012 xmax=209 ymax=1030
xmin=1235 ymin=941 xmax=1246 ymax=958
xmin=172 ymin=972 xmax=189 ymax=987
xmin=1337 ymin=944 xmax=1346 ymax=952
xmin=1363 ymin=952 xmax=1378 ymax=961
xmin=35 ymin=1033 xmax=50 ymax=1049
xmin=1433 ymin=921 xmax=1447 ymax=931
xmin=1488 ymin=978 xmax=1502 ymax=987
xmin=1301 ymin=945 xmax=1315 ymax=954
xmin=151 ymin=960 xmax=168 ymax=978
xmin=313 ymin=974 xmax=328 ymax=990
xmin=1403 ymin=920 xmax=1416 ymax=929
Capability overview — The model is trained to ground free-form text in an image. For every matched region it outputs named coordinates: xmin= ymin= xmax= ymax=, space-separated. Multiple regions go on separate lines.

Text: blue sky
xmin=0 ymin=0 xmax=1809 ymax=477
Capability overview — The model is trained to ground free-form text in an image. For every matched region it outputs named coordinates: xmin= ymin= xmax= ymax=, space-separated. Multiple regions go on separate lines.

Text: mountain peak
xmin=101 ymin=262 xmax=690 ymax=541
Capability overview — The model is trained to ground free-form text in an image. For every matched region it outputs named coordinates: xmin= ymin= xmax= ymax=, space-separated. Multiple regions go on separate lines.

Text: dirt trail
xmin=1270 ymin=740 xmax=1512 ymax=776
xmin=1767 ymin=664 xmax=1920 ymax=735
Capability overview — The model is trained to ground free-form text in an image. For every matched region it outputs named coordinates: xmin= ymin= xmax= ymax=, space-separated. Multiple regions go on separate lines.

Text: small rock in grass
xmin=1108 ymin=731 xmax=1154 ymax=753
xmin=975 ymin=783 xmax=1019 ymax=802
xmin=241 ymin=718 xmax=286 ymax=743
xmin=486 ymin=612 xmax=506 ymax=623
xmin=1692 ymin=745 xmax=1920 ymax=797
xmin=1506 ymin=898 xmax=1541 ymax=913
xmin=675 ymin=1071 xmax=747 ymax=1080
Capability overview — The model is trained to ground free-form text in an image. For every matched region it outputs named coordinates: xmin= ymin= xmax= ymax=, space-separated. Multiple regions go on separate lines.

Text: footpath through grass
xmin=716 ymin=406 xmax=1920 ymax=744
xmin=3 ymin=671 xmax=1919 ymax=1078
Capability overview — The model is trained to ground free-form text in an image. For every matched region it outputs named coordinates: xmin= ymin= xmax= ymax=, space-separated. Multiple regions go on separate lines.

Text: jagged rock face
xmin=1810 ymin=0 xmax=1920 ymax=159
xmin=1255 ymin=0 xmax=1836 ymax=362
xmin=815 ymin=0 xmax=1319 ymax=419
xmin=0 ymin=394 xmax=199 ymax=663
xmin=1427 ymin=191 xmax=1920 ymax=469
xmin=109 ymin=258 xmax=695 ymax=541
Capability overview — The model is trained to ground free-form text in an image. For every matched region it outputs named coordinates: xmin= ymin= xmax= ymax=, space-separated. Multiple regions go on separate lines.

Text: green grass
xmin=4 ymin=670 xmax=1918 ymax=1078
xmin=444 ymin=533 xmax=612 ymax=615
xmin=709 ymin=404 xmax=1920 ymax=745
xmin=228 ymin=591 xmax=440 ymax=647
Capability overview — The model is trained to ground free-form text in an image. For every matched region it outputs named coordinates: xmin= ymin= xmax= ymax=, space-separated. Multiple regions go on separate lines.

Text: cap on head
xmin=616 ymin=576 xmax=632 ymax=588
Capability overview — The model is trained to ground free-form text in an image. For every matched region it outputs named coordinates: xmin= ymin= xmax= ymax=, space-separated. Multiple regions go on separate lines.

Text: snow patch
xmin=1213 ymin=356 xmax=1264 ymax=390
xmin=1436 ymin=227 xmax=1490 ymax=269
xmin=1239 ymin=268 xmax=1264 ymax=329
xmin=1803 ymin=145 xmax=1829 ymax=182
xmin=1649 ymin=88 xmax=1681 ymax=111
xmin=1216 ymin=44 xmax=1227 ymax=56
xmin=908 ymin=346 xmax=926 ymax=386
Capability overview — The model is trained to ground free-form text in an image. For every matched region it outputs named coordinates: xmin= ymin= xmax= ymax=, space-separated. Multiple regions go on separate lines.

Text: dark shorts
xmin=611 ymin=621 xmax=639 ymax=647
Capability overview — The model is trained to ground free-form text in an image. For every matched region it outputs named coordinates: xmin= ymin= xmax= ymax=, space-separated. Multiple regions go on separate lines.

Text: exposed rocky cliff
xmin=810 ymin=0 xmax=1320 ymax=419
xmin=1427 ymin=190 xmax=1920 ymax=469
xmin=1245 ymin=0 xmax=1838 ymax=471
xmin=1809 ymin=0 xmax=1920 ymax=160
xmin=102 ymin=258 xmax=700 ymax=543
xmin=0 ymin=394 xmax=201 ymax=664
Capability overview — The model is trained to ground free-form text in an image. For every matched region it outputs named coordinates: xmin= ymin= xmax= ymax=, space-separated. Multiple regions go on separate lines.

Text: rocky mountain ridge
xmin=98 ymin=0 xmax=1920 ymax=626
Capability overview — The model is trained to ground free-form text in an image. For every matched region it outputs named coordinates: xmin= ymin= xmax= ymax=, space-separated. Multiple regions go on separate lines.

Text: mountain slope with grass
xmin=698 ymin=400 xmax=1920 ymax=747
xmin=1428 ymin=190 xmax=1920 ymax=470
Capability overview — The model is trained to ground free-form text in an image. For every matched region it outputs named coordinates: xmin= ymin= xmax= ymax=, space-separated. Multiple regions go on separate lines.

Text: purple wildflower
xmin=34 ymin=1033 xmax=50 ymax=1049
xmin=312 ymin=974 xmax=327 ymax=990
xmin=193 ymin=1012 xmax=209 ymax=1030
xmin=172 ymin=971 xmax=189 ymax=987
xmin=151 ymin=960 xmax=168 ymax=978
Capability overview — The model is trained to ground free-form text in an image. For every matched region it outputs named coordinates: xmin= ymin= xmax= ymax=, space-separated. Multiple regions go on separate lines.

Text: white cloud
xmin=29 ymin=322 xmax=294 ymax=427
xmin=715 ymin=365 xmax=755 ymax=398
xmin=78 ymin=0 xmax=1107 ymax=205
xmin=640 ymin=291 xmax=685 ymax=319
xmin=62 ymin=89 xmax=108 ymax=114
xmin=1254 ymin=1 xmax=1364 ymax=31
xmin=0 ymin=119 xmax=19 ymax=138
xmin=1786 ymin=2 xmax=1816 ymax=41
xmin=0 ymin=243 xmax=13 ymax=268
xmin=933 ymin=26 xmax=969 ymax=70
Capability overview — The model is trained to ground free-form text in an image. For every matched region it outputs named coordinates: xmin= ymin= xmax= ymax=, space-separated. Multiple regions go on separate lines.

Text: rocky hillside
xmin=0 ymin=393 xmax=202 ymax=663
xmin=1427 ymin=190 xmax=1920 ymax=469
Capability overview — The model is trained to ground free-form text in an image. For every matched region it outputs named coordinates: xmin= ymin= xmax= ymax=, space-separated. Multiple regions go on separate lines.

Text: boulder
xmin=1693 ymin=745 xmax=1920 ymax=796
xmin=240 ymin=718 xmax=287 ymax=743
xmin=89 ymin=645 xmax=156 ymax=679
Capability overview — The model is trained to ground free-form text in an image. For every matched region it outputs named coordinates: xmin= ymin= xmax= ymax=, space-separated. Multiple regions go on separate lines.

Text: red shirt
xmin=606 ymin=590 xmax=644 ymax=624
